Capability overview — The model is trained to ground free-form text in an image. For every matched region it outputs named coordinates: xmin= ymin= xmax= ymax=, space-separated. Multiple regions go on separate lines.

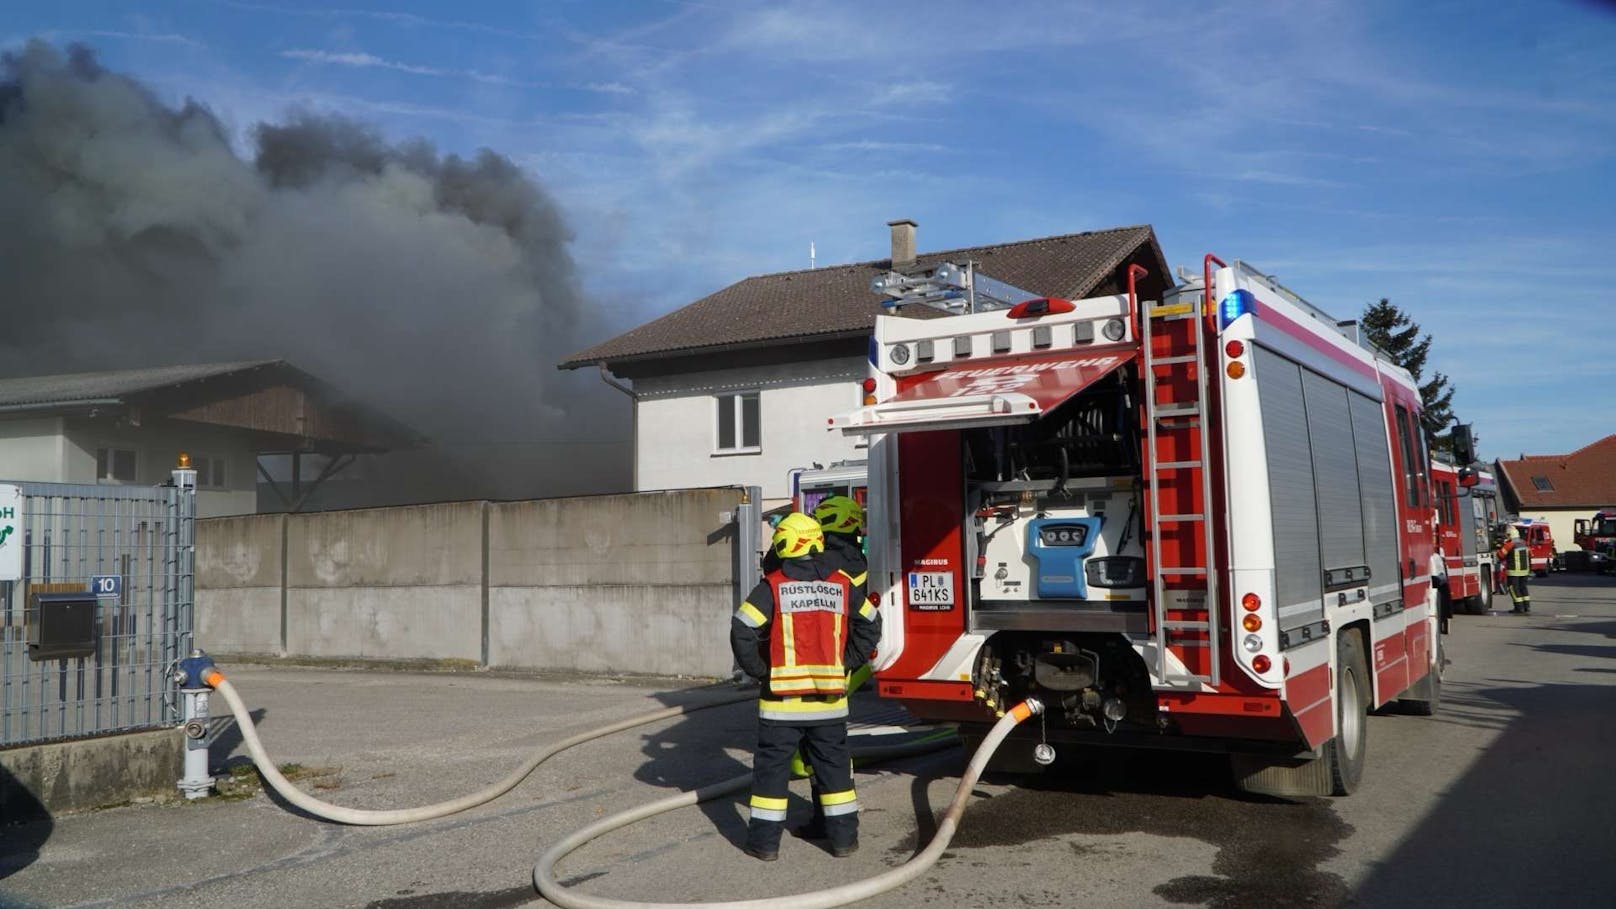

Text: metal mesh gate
xmin=0 ymin=472 xmax=195 ymax=747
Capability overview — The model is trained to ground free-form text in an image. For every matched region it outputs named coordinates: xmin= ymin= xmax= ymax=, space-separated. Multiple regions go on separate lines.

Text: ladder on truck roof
xmin=1141 ymin=280 xmax=1220 ymax=688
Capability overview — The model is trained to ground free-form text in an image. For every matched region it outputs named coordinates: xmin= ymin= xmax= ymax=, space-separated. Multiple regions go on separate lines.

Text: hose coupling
xmin=1008 ymin=698 xmax=1045 ymax=722
xmin=176 ymin=651 xmax=219 ymax=689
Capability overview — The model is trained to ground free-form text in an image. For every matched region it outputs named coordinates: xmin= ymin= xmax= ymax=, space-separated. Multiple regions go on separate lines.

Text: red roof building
xmin=1495 ymin=434 xmax=1616 ymax=550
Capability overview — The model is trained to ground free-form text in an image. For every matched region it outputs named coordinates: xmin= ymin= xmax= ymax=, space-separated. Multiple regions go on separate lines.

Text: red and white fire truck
xmin=835 ymin=255 xmax=1445 ymax=796
xmin=790 ymin=460 xmax=868 ymax=515
xmin=1510 ymin=519 xmax=1558 ymax=577
xmin=1572 ymin=509 xmax=1616 ymax=572
xmin=1431 ymin=460 xmax=1499 ymax=615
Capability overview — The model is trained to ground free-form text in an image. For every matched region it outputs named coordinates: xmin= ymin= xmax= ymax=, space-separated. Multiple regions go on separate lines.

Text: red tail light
xmin=1241 ymin=593 xmax=1261 ymax=611
xmin=1252 ymin=655 xmax=1272 ymax=673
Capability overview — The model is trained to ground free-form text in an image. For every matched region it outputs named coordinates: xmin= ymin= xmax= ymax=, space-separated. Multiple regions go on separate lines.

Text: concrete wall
xmin=286 ymin=502 xmax=486 ymax=662
xmin=0 ymin=416 xmax=68 ymax=482
xmin=634 ymin=357 xmax=868 ymax=502
xmin=1 ymin=728 xmax=183 ymax=817
xmin=197 ymin=513 xmax=285 ymax=655
xmin=196 ymin=488 xmax=746 ymax=676
xmin=488 ymin=488 xmax=739 ymax=676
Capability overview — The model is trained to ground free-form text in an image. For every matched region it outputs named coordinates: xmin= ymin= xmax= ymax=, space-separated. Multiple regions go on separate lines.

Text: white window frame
xmin=96 ymin=447 xmax=138 ymax=484
xmin=713 ymin=391 xmax=761 ymax=456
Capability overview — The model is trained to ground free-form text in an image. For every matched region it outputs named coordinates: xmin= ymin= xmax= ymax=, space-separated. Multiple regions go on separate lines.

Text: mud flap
xmin=1229 ymin=753 xmax=1334 ymax=798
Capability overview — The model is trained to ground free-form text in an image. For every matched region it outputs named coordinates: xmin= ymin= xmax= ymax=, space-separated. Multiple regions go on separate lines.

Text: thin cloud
xmin=211 ymin=0 xmax=548 ymax=42
xmin=32 ymin=29 xmax=204 ymax=48
xmin=280 ymin=48 xmax=537 ymax=88
xmin=821 ymin=140 xmax=953 ymax=153
xmin=576 ymin=81 xmax=635 ymax=95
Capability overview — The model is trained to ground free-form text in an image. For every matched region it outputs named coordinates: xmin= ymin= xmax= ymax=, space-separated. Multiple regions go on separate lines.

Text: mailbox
xmin=27 ymin=592 xmax=99 ymax=661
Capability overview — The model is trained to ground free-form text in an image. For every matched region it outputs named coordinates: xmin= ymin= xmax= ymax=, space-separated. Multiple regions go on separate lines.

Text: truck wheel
xmin=1324 ymin=630 xmax=1369 ymax=796
xmin=1469 ymin=583 xmax=1491 ymax=615
xmin=1400 ymin=629 xmax=1442 ymax=716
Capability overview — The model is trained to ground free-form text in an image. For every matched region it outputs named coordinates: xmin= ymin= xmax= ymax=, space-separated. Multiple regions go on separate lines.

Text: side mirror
xmin=1458 ymin=469 xmax=1479 ymax=489
xmin=1450 ymin=423 xmax=1476 ymax=466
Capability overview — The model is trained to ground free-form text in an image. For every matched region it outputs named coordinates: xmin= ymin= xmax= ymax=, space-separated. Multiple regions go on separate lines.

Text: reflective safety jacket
xmin=731 ymin=553 xmax=882 ymax=724
xmin=1505 ymin=541 xmax=1532 ymax=577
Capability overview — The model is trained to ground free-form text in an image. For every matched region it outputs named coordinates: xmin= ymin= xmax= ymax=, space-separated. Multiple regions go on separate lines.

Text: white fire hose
xmin=203 ymin=665 xmax=1045 ymax=907
xmin=207 ymin=669 xmax=754 ymax=826
xmin=533 ymin=700 xmax=1045 ymax=909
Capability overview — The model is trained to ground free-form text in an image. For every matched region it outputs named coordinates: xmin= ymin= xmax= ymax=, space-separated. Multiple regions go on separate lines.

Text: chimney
xmin=888 ymin=219 xmax=917 ymax=269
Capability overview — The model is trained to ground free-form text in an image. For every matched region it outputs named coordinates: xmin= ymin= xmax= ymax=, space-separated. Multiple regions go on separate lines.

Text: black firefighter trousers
xmin=746 ymin=720 xmax=857 ymax=854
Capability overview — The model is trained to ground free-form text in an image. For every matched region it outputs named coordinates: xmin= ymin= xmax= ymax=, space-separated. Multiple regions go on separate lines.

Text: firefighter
xmin=1502 ymin=526 xmax=1533 ymax=614
xmin=1431 ymin=529 xmax=1451 ymax=634
xmin=813 ymin=495 xmax=866 ymax=577
xmin=790 ymin=495 xmax=872 ymax=842
xmin=731 ymin=512 xmax=882 ymax=861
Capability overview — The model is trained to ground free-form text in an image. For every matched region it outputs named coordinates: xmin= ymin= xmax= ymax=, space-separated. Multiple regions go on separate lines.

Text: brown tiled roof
xmin=1495 ymin=434 xmax=1616 ymax=509
xmin=559 ymin=225 xmax=1166 ymax=369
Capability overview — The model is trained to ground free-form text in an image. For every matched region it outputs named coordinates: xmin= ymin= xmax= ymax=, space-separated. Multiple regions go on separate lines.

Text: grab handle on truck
xmin=1203 ymin=254 xmax=1227 ymax=330
xmin=1127 ymin=263 xmax=1149 ymax=340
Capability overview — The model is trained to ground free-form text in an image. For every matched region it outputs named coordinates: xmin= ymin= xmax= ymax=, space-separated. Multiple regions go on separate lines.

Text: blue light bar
xmin=1219 ymin=289 xmax=1256 ymax=330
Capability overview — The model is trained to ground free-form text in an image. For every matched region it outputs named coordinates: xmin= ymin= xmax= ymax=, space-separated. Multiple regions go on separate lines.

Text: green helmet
xmin=812 ymin=495 xmax=864 ymax=535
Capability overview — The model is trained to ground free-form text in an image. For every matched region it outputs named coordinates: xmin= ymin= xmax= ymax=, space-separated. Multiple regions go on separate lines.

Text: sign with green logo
xmin=0 ymin=485 xmax=19 ymax=581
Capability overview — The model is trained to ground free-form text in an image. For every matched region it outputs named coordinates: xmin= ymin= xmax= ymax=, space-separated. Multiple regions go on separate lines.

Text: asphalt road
xmin=3 ymin=573 xmax=1613 ymax=908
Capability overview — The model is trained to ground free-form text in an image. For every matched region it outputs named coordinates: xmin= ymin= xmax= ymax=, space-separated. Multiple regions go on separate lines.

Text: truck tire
xmin=1468 ymin=583 xmax=1491 ymax=615
xmin=1323 ymin=630 xmax=1369 ymax=796
xmin=1230 ymin=630 xmax=1371 ymax=799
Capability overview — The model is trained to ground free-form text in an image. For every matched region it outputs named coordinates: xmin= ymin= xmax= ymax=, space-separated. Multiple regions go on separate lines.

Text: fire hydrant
xmin=174 ymin=650 xmax=217 ymax=799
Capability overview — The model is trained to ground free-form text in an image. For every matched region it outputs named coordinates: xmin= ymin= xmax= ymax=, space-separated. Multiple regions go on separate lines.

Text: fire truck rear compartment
xmin=964 ymin=370 xmax=1148 ymax=632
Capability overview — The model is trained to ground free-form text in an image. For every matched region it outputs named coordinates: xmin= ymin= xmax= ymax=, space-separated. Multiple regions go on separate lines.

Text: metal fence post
xmin=729 ymin=486 xmax=764 ymax=682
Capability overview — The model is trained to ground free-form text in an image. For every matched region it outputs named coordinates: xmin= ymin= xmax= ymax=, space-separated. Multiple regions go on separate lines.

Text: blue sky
xmin=4 ymin=0 xmax=1614 ymax=462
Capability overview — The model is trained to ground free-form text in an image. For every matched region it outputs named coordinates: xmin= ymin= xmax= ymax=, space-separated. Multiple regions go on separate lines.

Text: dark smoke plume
xmin=0 ymin=41 xmax=628 ymax=504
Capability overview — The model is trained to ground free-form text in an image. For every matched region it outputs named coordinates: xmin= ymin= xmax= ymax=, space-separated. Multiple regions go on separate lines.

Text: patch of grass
xmin=206 ymin=761 xmax=344 ymax=801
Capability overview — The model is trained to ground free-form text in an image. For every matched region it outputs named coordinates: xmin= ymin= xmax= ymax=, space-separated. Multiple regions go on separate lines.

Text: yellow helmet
xmin=813 ymin=495 xmax=864 ymax=535
xmin=1507 ymin=525 xmax=1521 ymax=541
xmin=772 ymin=512 xmax=825 ymax=560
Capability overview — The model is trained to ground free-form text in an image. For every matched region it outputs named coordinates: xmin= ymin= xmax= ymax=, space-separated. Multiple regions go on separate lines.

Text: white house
xmin=0 ymin=361 xmax=411 ymax=517
xmin=559 ymin=220 xmax=1171 ymax=507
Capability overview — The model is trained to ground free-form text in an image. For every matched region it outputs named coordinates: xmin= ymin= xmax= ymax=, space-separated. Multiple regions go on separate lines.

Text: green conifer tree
xmin=1360 ymin=298 xmax=1457 ymax=452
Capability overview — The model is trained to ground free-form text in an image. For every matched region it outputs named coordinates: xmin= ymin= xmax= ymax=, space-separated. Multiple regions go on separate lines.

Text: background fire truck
xmin=789 ymin=459 xmax=868 ymax=514
xmin=1571 ymin=509 xmax=1616 ymax=573
xmin=1510 ymin=519 xmax=1559 ymax=577
xmin=837 ymin=255 xmax=1447 ymax=797
xmin=1431 ymin=459 xmax=1499 ymax=615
